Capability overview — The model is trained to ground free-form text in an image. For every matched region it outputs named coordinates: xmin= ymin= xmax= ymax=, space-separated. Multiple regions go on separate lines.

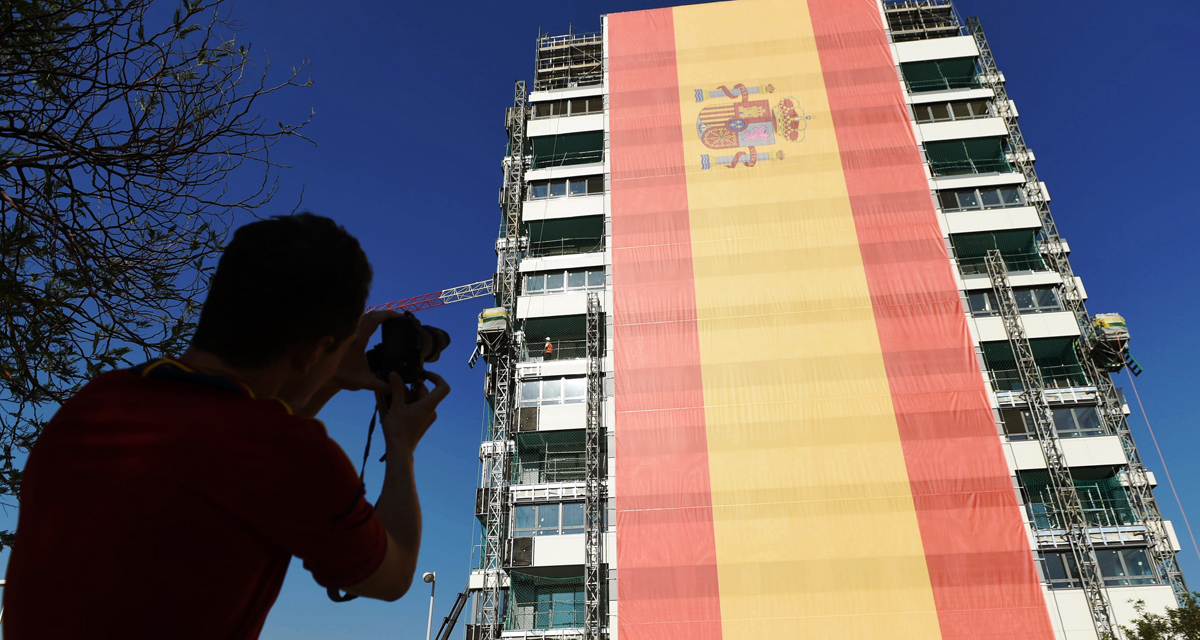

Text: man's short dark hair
xmin=191 ymin=213 xmax=372 ymax=368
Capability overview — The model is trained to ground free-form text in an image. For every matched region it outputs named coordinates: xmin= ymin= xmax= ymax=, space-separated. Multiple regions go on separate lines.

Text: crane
xmin=368 ymin=279 xmax=494 ymax=313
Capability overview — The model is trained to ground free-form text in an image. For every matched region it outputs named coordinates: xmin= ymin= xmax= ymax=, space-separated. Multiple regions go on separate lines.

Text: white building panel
xmin=528 ymin=113 xmax=604 ymax=137
xmin=526 ymin=162 xmax=606 ymax=182
xmin=521 ymin=252 xmax=605 ymax=273
xmin=960 ymin=271 xmax=1062 ymax=291
xmin=945 ymin=206 xmax=1041 ymax=234
xmin=523 ymin=195 xmax=605 ymax=222
xmin=530 ymin=86 xmax=604 ymax=102
xmin=538 ymin=403 xmax=587 ymax=431
xmin=1044 ymin=585 xmax=1177 ymax=640
xmin=932 ymin=171 xmax=1026 ymax=191
xmin=519 ymin=360 xmax=588 ymax=378
xmin=909 ymin=87 xmax=993 ymax=105
xmin=893 ymin=35 xmax=979 ymax=63
xmin=918 ymin=117 xmax=1009 ymax=142
xmin=533 ymin=534 xmax=584 ymax=566
xmin=1004 ymin=435 xmax=1127 ymax=472
xmin=972 ymin=311 xmax=1080 ymax=342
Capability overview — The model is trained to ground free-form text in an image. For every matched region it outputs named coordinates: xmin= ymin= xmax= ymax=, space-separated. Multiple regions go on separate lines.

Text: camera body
xmin=365 ymin=312 xmax=450 ymax=383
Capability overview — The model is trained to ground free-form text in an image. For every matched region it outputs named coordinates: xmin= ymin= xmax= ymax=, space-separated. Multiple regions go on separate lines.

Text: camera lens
xmin=422 ymin=326 xmax=451 ymax=363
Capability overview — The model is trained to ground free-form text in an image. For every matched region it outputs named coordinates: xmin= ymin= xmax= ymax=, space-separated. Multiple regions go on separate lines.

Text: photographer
xmin=3 ymin=214 xmax=449 ymax=639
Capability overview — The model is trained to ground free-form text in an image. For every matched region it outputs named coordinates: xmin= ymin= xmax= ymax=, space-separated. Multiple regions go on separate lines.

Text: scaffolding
xmin=583 ymin=293 xmax=604 ymax=640
xmin=535 ymin=29 xmax=603 ymax=92
xmin=883 ymin=0 xmax=965 ymax=42
xmin=968 ymin=17 xmax=1187 ymax=604
xmin=474 ymin=81 xmax=529 ymax=640
xmin=985 ymin=251 xmax=1115 ymax=638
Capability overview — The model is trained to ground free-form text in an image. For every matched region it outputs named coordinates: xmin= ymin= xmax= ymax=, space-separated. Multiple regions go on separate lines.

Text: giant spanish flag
xmin=608 ymin=1 xmax=1056 ymax=638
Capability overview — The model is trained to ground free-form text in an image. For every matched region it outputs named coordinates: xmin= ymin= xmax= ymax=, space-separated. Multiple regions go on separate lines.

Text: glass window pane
xmin=1014 ymin=289 xmax=1035 ymax=309
xmin=569 ymin=178 xmax=588 ymax=196
xmin=545 ymin=272 xmax=564 ymax=290
xmin=587 ymin=269 xmax=605 ymax=287
xmin=587 ymin=97 xmax=603 ymax=113
xmin=1096 ymin=550 xmax=1126 ymax=583
xmin=1051 ymin=408 xmax=1077 ymax=433
xmin=530 ymin=183 xmax=549 ymax=199
xmin=1034 ymin=288 xmax=1059 ymax=308
xmin=951 ymin=102 xmax=973 ymax=119
xmin=1001 ymin=187 xmax=1024 ymax=205
xmin=969 ymin=100 xmax=991 ymax=117
xmin=912 ymin=105 xmax=931 ymax=123
xmin=541 ymin=379 xmax=562 ymax=404
xmin=967 ymin=290 xmax=991 ymax=314
xmin=538 ymin=504 xmax=560 ymax=534
xmin=929 ymin=103 xmax=951 ymax=121
xmin=1074 ymin=407 xmax=1102 ymax=433
xmin=515 ymin=505 xmax=536 ymax=533
xmin=549 ymin=180 xmax=567 ymax=197
xmin=563 ymin=503 xmax=585 ymax=529
xmin=521 ymin=381 xmax=540 ymax=405
xmin=939 ymin=190 xmax=960 ymax=210
xmin=527 ymin=274 xmax=544 ymax=292
xmin=1000 ymin=409 xmax=1028 ymax=436
xmin=569 ymin=98 xmax=588 ymax=115
xmin=956 ymin=190 xmax=980 ymax=209
xmin=980 ymin=188 xmax=1003 ymax=208
xmin=586 ymin=175 xmax=604 ymax=194
xmin=563 ymin=377 xmax=586 ymax=402
xmin=1043 ymin=553 xmax=1069 ymax=581
xmin=567 ymin=271 xmax=586 ymax=289
xmin=1122 ymin=548 xmax=1154 ymax=577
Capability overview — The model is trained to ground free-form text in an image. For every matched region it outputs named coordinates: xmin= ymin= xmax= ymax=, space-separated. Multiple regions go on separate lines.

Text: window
xmin=937 ymin=186 xmax=1024 ymax=212
xmin=965 ymin=286 xmax=1060 ymax=316
xmin=520 ymin=376 xmax=587 ymax=406
xmin=528 ymin=175 xmax=605 ymax=200
xmin=912 ymin=99 xmax=992 ymax=123
xmin=514 ymin=503 xmax=586 ymax=537
xmin=525 ymin=268 xmax=605 ymax=295
xmin=1040 ymin=548 xmax=1158 ymax=588
xmin=950 ymin=229 xmax=1044 ymax=275
xmin=1001 ymin=405 xmax=1106 ymax=440
xmin=530 ymin=96 xmax=604 ymax=119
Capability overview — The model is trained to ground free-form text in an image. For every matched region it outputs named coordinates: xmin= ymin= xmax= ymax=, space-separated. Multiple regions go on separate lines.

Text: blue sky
xmin=4 ymin=0 xmax=1200 ymax=637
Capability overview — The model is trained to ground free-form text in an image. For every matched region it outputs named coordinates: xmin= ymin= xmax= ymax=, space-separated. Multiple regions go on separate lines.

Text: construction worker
xmin=3 ymin=214 xmax=450 ymax=639
xmin=543 ymin=336 xmax=553 ymax=359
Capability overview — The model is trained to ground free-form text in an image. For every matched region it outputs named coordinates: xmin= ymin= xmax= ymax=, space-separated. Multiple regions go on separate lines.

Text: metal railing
xmin=522 ymin=339 xmax=587 ymax=362
xmin=514 ymin=458 xmax=587 ymax=484
xmin=530 ymin=149 xmax=604 ymax=170
xmin=1028 ymin=496 xmax=1140 ymax=530
xmin=884 ymin=0 xmax=966 ymax=42
xmin=510 ymin=603 xmax=586 ymax=632
xmin=905 ymin=75 xmax=982 ymax=93
xmin=929 ymin=157 xmax=1011 ymax=176
xmin=989 ymin=365 xmax=1089 ymax=392
xmin=526 ymin=238 xmax=605 ymax=259
xmin=958 ymin=252 xmax=1043 ymax=275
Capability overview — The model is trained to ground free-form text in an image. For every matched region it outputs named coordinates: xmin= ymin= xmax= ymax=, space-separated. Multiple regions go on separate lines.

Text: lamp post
xmin=423 ymin=572 xmax=436 ymax=640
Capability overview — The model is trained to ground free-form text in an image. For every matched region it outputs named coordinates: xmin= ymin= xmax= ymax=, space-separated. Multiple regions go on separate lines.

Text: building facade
xmin=466 ymin=1 xmax=1187 ymax=639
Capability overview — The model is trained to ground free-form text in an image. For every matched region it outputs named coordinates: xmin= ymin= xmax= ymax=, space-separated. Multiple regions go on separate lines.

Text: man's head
xmin=191 ymin=213 xmax=372 ymax=372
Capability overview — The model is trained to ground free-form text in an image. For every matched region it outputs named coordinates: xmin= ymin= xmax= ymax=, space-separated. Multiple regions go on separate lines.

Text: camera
xmin=365 ymin=312 xmax=450 ymax=383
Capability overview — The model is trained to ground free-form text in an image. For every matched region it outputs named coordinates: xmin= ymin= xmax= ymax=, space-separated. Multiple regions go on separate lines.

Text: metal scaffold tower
xmin=583 ymin=293 xmax=604 ymax=640
xmin=476 ymin=80 xmax=529 ymax=640
xmin=985 ymin=250 xmax=1115 ymax=638
xmin=968 ymin=17 xmax=1187 ymax=603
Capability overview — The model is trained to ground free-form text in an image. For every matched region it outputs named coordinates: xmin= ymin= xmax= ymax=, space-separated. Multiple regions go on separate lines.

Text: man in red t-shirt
xmin=3 ymin=214 xmax=450 ymax=638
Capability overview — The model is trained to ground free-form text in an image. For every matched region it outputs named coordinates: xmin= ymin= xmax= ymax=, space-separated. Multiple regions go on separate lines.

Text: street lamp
xmin=423 ymin=572 xmax=436 ymax=640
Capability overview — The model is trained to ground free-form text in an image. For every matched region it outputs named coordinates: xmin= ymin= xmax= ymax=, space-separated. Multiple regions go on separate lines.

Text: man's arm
xmin=343 ymin=371 xmax=448 ymax=601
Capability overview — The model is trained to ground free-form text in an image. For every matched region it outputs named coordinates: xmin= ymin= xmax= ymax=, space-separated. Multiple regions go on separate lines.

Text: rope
xmin=1125 ymin=370 xmax=1200 ymax=566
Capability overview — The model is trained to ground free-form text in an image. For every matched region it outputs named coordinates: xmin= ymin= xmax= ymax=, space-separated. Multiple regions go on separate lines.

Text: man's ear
xmin=290 ymin=336 xmax=338 ymax=375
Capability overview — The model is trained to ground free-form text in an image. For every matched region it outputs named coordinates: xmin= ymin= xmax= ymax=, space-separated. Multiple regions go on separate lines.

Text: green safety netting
xmin=925 ymin=138 xmax=1010 ymax=176
xmin=508 ymin=573 xmax=588 ymax=631
xmin=901 ymin=57 xmax=980 ymax=92
xmin=950 ymin=229 xmax=1043 ymax=274
xmin=1019 ymin=470 xmax=1137 ymax=528
xmin=530 ymin=131 xmax=605 ymax=169
xmin=525 ymin=216 xmax=605 ymax=257
xmin=981 ymin=338 xmax=1088 ymax=390
xmin=514 ymin=430 xmax=588 ymax=484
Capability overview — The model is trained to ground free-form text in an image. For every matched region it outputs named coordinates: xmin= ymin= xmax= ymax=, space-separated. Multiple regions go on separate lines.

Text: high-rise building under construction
xmin=466 ymin=1 xmax=1189 ymax=639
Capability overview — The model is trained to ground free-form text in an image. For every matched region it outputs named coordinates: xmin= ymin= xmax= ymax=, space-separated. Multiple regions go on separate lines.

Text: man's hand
xmin=330 ymin=310 xmax=400 ymax=394
xmin=382 ymin=371 xmax=450 ymax=454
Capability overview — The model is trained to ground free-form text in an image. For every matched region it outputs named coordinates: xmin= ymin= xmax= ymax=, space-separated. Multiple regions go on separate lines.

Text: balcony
xmin=884 ymin=0 xmax=965 ymax=42
xmin=926 ymin=138 xmax=1011 ymax=176
xmin=982 ymin=337 xmax=1090 ymax=392
xmin=901 ymin=57 xmax=981 ymax=93
xmin=525 ymin=215 xmax=605 ymax=259
xmin=507 ymin=573 xmax=588 ymax=632
xmin=522 ymin=338 xmax=587 ymax=362
xmin=951 ymin=229 xmax=1045 ymax=276
xmin=529 ymin=132 xmax=604 ymax=170
xmin=514 ymin=430 xmax=587 ymax=484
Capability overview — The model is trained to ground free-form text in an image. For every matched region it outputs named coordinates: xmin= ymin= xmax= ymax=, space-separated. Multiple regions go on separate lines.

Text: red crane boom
xmin=368 ymin=279 xmax=494 ymax=313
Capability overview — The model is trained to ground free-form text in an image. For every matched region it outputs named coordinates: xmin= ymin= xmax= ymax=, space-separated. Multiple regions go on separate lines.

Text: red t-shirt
xmin=3 ymin=359 xmax=387 ymax=639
